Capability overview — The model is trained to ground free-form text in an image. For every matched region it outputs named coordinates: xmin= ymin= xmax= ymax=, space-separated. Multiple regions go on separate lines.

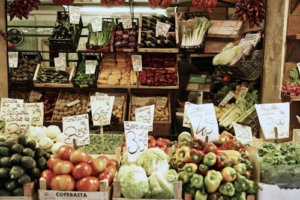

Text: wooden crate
xmin=90 ymin=146 xmax=122 ymax=161
xmin=113 ymin=180 xmax=182 ymax=200
xmin=207 ymin=20 xmax=243 ymax=38
xmin=33 ymin=64 xmax=75 ymax=88
xmin=0 ymin=182 xmax=37 ymax=200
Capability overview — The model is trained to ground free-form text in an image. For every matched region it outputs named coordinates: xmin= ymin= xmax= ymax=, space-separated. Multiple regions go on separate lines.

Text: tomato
xmin=57 ymin=145 xmax=75 ymax=161
xmin=70 ymin=150 xmax=90 ymax=164
xmin=97 ymin=170 xmax=113 ymax=185
xmin=47 ymin=156 xmax=62 ymax=171
xmin=53 ymin=161 xmax=74 ymax=175
xmin=8 ymin=44 xmax=14 ymax=49
xmin=107 ymin=159 xmax=119 ymax=169
xmin=50 ymin=175 xmax=76 ymax=191
xmin=76 ymin=176 xmax=100 ymax=191
xmin=90 ymin=158 xmax=107 ymax=176
xmin=39 ymin=170 xmax=56 ymax=189
xmin=72 ymin=163 xmax=92 ymax=180
xmin=97 ymin=156 xmax=109 ymax=165
xmin=105 ymin=165 xmax=117 ymax=177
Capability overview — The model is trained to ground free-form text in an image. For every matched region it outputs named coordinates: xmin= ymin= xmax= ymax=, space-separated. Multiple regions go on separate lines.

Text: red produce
xmin=148 ymin=0 xmax=172 ymax=9
xmin=192 ymin=0 xmax=217 ymax=13
xmin=101 ymin=0 xmax=126 ymax=7
xmin=53 ymin=0 xmax=74 ymax=5
xmin=7 ymin=0 xmax=41 ymax=21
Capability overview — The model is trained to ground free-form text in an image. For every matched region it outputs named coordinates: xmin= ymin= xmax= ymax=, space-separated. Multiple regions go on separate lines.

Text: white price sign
xmin=91 ymin=16 xmax=102 ymax=32
xmin=236 ymin=87 xmax=249 ymax=103
xmin=255 ymin=103 xmax=290 ymax=139
xmin=156 ymin=97 xmax=168 ymax=109
xmin=28 ymin=91 xmax=42 ymax=103
xmin=232 ymin=122 xmax=252 ymax=145
xmin=124 ymin=121 xmax=148 ymax=162
xmin=135 ymin=105 xmax=154 ymax=132
xmin=0 ymin=98 xmax=24 ymax=121
xmin=131 ymin=55 xmax=142 ymax=71
xmin=8 ymin=52 xmax=18 ymax=68
xmin=90 ymin=96 xmax=114 ymax=126
xmin=24 ymin=103 xmax=44 ymax=126
xmin=95 ymin=92 xmax=107 ymax=96
xmin=186 ymin=103 xmax=219 ymax=142
xmin=54 ymin=57 xmax=66 ymax=71
xmin=183 ymin=102 xmax=195 ymax=128
xmin=219 ymin=91 xmax=234 ymax=107
xmin=63 ymin=114 xmax=90 ymax=146
xmin=85 ymin=60 xmax=97 ymax=75
xmin=156 ymin=22 xmax=171 ymax=37
xmin=69 ymin=6 xmax=81 ymax=24
xmin=120 ymin=14 xmax=132 ymax=29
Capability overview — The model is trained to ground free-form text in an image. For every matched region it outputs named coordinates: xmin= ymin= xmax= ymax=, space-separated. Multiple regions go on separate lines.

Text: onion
xmin=129 ymin=36 xmax=136 ymax=42
xmin=128 ymin=42 xmax=136 ymax=48
xmin=115 ymin=41 xmax=122 ymax=47
xmin=129 ymin=30 xmax=137 ymax=36
xmin=114 ymin=36 xmax=122 ymax=42
xmin=122 ymin=40 xmax=128 ymax=45
xmin=131 ymin=25 xmax=137 ymax=30
xmin=123 ymin=33 xmax=129 ymax=40
xmin=116 ymin=24 xmax=123 ymax=30
xmin=123 ymin=30 xmax=129 ymax=34
xmin=116 ymin=29 xmax=123 ymax=36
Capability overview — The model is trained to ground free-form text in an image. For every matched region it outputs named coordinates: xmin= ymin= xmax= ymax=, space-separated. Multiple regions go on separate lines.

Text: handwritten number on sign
xmin=126 ymin=131 xmax=139 ymax=154
xmin=138 ymin=131 xmax=147 ymax=153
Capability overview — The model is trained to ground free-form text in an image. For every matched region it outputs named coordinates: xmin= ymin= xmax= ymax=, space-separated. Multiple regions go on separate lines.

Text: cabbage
xmin=29 ymin=126 xmax=47 ymax=142
xmin=46 ymin=125 xmax=61 ymax=139
xmin=117 ymin=165 xmax=149 ymax=198
xmin=136 ymin=148 xmax=170 ymax=176
xmin=146 ymin=169 xmax=178 ymax=199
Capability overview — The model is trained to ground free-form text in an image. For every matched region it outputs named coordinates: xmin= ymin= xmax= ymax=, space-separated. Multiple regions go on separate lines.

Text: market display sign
xmin=255 ymin=103 xmax=290 ymax=139
xmin=183 ymin=102 xmax=195 ymax=128
xmin=39 ymin=190 xmax=107 ymax=200
xmin=54 ymin=57 xmax=66 ymax=71
xmin=69 ymin=6 xmax=81 ymax=24
xmin=156 ymin=22 xmax=171 ymax=37
xmin=0 ymin=98 xmax=24 ymax=121
xmin=63 ymin=114 xmax=90 ymax=146
xmin=135 ymin=105 xmax=154 ymax=131
xmin=8 ymin=52 xmax=18 ymax=68
xmin=236 ymin=87 xmax=249 ymax=103
xmin=219 ymin=91 xmax=234 ymax=107
xmin=131 ymin=55 xmax=142 ymax=71
xmin=156 ymin=97 xmax=168 ymax=108
xmin=90 ymin=96 xmax=115 ymax=126
xmin=28 ymin=91 xmax=42 ymax=103
xmin=24 ymin=103 xmax=44 ymax=126
xmin=120 ymin=14 xmax=132 ymax=29
xmin=124 ymin=121 xmax=148 ymax=162
xmin=85 ymin=60 xmax=97 ymax=75
xmin=232 ymin=122 xmax=252 ymax=145
xmin=91 ymin=16 xmax=102 ymax=32
xmin=186 ymin=103 xmax=219 ymax=142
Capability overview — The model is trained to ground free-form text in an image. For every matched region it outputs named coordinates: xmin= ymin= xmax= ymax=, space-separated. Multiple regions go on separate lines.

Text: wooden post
xmin=0 ymin=0 xmax=8 ymax=99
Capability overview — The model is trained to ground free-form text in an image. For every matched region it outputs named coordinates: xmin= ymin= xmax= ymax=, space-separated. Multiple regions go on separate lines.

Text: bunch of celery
xmin=181 ymin=17 xmax=211 ymax=47
xmin=87 ymin=20 xmax=115 ymax=46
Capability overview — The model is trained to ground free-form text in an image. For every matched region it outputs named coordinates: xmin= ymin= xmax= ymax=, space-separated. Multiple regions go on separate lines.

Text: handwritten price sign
xmin=69 ymin=6 xmax=81 ymax=24
xmin=8 ymin=52 xmax=18 ymax=68
xmin=90 ymin=96 xmax=115 ymax=126
xmin=120 ymin=14 xmax=132 ymax=29
xmin=91 ymin=16 xmax=102 ymax=32
xmin=219 ymin=91 xmax=234 ymax=107
xmin=54 ymin=57 xmax=66 ymax=71
xmin=24 ymin=103 xmax=44 ymax=126
xmin=232 ymin=122 xmax=252 ymax=145
xmin=0 ymin=98 xmax=24 ymax=121
xmin=85 ymin=60 xmax=97 ymax=75
xmin=156 ymin=22 xmax=171 ymax=37
xmin=135 ymin=105 xmax=154 ymax=131
xmin=131 ymin=55 xmax=142 ymax=71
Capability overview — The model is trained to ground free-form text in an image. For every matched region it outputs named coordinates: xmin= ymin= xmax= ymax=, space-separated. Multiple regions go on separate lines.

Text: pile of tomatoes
xmin=40 ymin=145 xmax=118 ymax=192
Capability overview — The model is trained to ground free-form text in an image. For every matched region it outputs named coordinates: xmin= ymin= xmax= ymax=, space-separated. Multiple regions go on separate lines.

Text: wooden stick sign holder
xmin=190 ymin=126 xmax=209 ymax=142
xmin=100 ymin=120 xmax=104 ymax=144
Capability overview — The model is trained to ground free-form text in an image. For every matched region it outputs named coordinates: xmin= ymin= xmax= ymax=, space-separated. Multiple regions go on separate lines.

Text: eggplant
xmin=149 ymin=15 xmax=160 ymax=22
xmin=141 ymin=42 xmax=146 ymax=48
xmin=142 ymin=19 xmax=150 ymax=25
xmin=168 ymin=15 xmax=175 ymax=24
xmin=157 ymin=40 xmax=166 ymax=48
xmin=150 ymin=21 xmax=156 ymax=27
xmin=159 ymin=14 xmax=168 ymax=22
xmin=142 ymin=16 xmax=149 ymax=20
xmin=142 ymin=21 xmax=150 ymax=28
xmin=148 ymin=30 xmax=155 ymax=37
xmin=169 ymin=26 xmax=175 ymax=32
xmin=146 ymin=34 xmax=157 ymax=43
xmin=142 ymin=27 xmax=149 ymax=31
xmin=145 ymin=41 xmax=157 ymax=48
xmin=164 ymin=39 xmax=176 ymax=48
xmin=141 ymin=32 xmax=147 ymax=38
xmin=157 ymin=34 xmax=166 ymax=41
xmin=149 ymin=25 xmax=156 ymax=32
xmin=165 ymin=34 xmax=175 ymax=42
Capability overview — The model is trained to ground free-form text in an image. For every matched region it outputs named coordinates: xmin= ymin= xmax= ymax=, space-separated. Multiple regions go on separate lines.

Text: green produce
xmin=0 ymin=147 xmax=10 ymax=157
xmin=17 ymin=174 xmax=31 ymax=185
xmin=195 ymin=188 xmax=207 ymax=200
xmin=12 ymin=187 xmax=23 ymax=196
xmin=11 ymin=144 xmax=24 ymax=154
xmin=213 ymin=45 xmax=243 ymax=65
xmin=0 ymin=142 xmax=7 ymax=147
xmin=21 ymin=156 xmax=36 ymax=169
xmin=246 ymin=180 xmax=261 ymax=194
xmin=9 ymin=166 xmax=25 ymax=179
xmin=10 ymin=154 xmax=22 ymax=165
xmin=218 ymin=182 xmax=235 ymax=197
xmin=22 ymin=148 xmax=34 ymax=158
xmin=233 ymin=173 xmax=249 ymax=193
xmin=184 ymin=182 xmax=196 ymax=197
xmin=5 ymin=141 xmax=15 ymax=149
xmin=1 ymin=157 xmax=12 ymax=168
xmin=17 ymin=135 xmax=26 ymax=146
xmin=190 ymin=174 xmax=204 ymax=189
xmin=34 ymin=147 xmax=45 ymax=159
xmin=181 ymin=163 xmax=198 ymax=177
xmin=0 ymin=188 xmax=11 ymax=196
xmin=230 ymin=192 xmax=246 ymax=200
xmin=74 ymin=59 xmax=97 ymax=86
xmin=87 ymin=20 xmax=115 ymax=46
xmin=203 ymin=152 xmax=217 ymax=167
xmin=37 ymin=68 xmax=70 ymax=84
xmin=30 ymin=168 xmax=40 ymax=179
xmin=5 ymin=179 xmax=17 ymax=190
xmin=0 ymin=168 xmax=10 ymax=178
xmin=233 ymin=163 xmax=246 ymax=175
xmin=26 ymin=140 xmax=37 ymax=151
xmin=37 ymin=157 xmax=47 ymax=170
xmin=178 ymin=171 xmax=191 ymax=184
xmin=204 ymin=170 xmax=223 ymax=193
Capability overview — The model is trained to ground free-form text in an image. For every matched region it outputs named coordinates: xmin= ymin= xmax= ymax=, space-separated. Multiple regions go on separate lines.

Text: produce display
xmin=142 ymin=54 xmax=176 ymax=68
xmin=214 ymin=103 xmax=233 ymax=120
xmin=37 ymin=92 xmax=58 ymax=121
xmin=7 ymin=0 xmax=41 ymax=20
xmin=98 ymin=68 xmax=137 ymax=86
xmin=139 ymin=68 xmax=178 ymax=86
xmin=192 ymin=0 xmax=217 ymax=13
xmin=86 ymin=20 xmax=115 ymax=47
xmin=148 ymin=0 xmax=172 ymax=9
xmin=36 ymin=68 xmax=70 ymax=85
xmin=281 ymin=68 xmax=300 ymax=97
xmin=114 ymin=22 xmax=138 ymax=49
xmin=9 ymin=91 xmax=28 ymax=101
xmin=101 ymin=52 xmax=134 ymax=68
xmin=73 ymin=59 xmax=98 ymax=87
xmin=101 ymin=0 xmax=125 ymax=7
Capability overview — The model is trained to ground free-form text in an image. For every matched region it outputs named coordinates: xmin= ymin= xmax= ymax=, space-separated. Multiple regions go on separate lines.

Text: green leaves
xmin=290 ymin=68 xmax=300 ymax=84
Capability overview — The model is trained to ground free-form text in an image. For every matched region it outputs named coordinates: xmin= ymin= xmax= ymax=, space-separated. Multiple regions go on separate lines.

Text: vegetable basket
xmin=49 ymin=11 xmax=83 ymax=51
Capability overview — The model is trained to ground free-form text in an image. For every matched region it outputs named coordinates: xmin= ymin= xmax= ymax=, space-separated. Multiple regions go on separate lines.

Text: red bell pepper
xmin=190 ymin=149 xmax=205 ymax=164
xmin=198 ymin=164 xmax=209 ymax=176
xmin=216 ymin=152 xmax=231 ymax=169
xmin=192 ymin=139 xmax=205 ymax=150
xmin=203 ymin=143 xmax=219 ymax=154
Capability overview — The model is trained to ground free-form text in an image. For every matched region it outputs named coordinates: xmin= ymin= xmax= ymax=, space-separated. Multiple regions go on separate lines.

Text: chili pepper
xmin=203 ymin=143 xmax=219 ymax=154
xmin=233 ymin=163 xmax=246 ymax=175
xmin=216 ymin=152 xmax=231 ymax=168
xmin=148 ymin=136 xmax=156 ymax=147
xmin=246 ymin=180 xmax=261 ymax=194
xmin=218 ymin=150 xmax=243 ymax=165
xmin=208 ymin=192 xmax=230 ymax=200
xmin=233 ymin=173 xmax=250 ymax=192
xmin=181 ymin=163 xmax=198 ymax=176
xmin=178 ymin=171 xmax=191 ymax=184
xmin=203 ymin=152 xmax=217 ymax=166
xmin=218 ymin=182 xmax=235 ymax=197
xmin=195 ymin=188 xmax=207 ymax=200
xmin=192 ymin=139 xmax=205 ymax=150
xmin=198 ymin=164 xmax=209 ymax=176
xmin=190 ymin=174 xmax=204 ymax=189
xmin=190 ymin=149 xmax=205 ymax=164
xmin=204 ymin=170 xmax=223 ymax=193
xmin=175 ymin=146 xmax=191 ymax=162
xmin=221 ymin=167 xmax=236 ymax=182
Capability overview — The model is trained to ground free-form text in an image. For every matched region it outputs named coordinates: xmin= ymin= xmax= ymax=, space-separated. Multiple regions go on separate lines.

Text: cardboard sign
xmin=69 ymin=6 xmax=81 ymax=24
xmin=115 ymin=96 xmax=125 ymax=109
xmin=8 ymin=52 xmax=18 ymax=68
xmin=120 ymin=14 xmax=132 ymax=29
xmin=236 ymin=87 xmax=249 ymax=103
xmin=255 ymin=103 xmax=290 ymax=139
xmin=85 ymin=60 xmax=97 ymax=75
xmin=54 ymin=57 xmax=66 ymax=71
xmin=135 ymin=105 xmax=154 ymax=132
xmin=183 ymin=102 xmax=195 ymax=128
xmin=186 ymin=103 xmax=219 ymax=142
xmin=156 ymin=22 xmax=171 ymax=37
xmin=63 ymin=114 xmax=90 ymax=146
xmin=219 ymin=91 xmax=234 ymax=107
xmin=156 ymin=97 xmax=168 ymax=109
xmin=131 ymin=55 xmax=142 ymax=71
xmin=39 ymin=190 xmax=109 ymax=200
xmin=24 ymin=103 xmax=44 ymax=126
xmin=95 ymin=92 xmax=107 ymax=96
xmin=5 ymin=107 xmax=32 ymax=141
xmin=124 ymin=121 xmax=148 ymax=162
xmin=28 ymin=91 xmax=42 ymax=103
xmin=0 ymin=98 xmax=24 ymax=121
xmin=91 ymin=16 xmax=102 ymax=32
xmin=232 ymin=122 xmax=252 ymax=145
xmin=67 ymin=99 xmax=80 ymax=107
xmin=90 ymin=96 xmax=115 ymax=126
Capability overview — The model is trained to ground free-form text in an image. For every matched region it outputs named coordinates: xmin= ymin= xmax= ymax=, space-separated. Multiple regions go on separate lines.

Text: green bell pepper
xmin=242 ymin=158 xmax=253 ymax=170
xmin=218 ymin=182 xmax=235 ymax=197
xmin=181 ymin=163 xmax=198 ymax=176
xmin=184 ymin=182 xmax=196 ymax=198
xmin=233 ymin=173 xmax=249 ymax=192
xmin=191 ymin=174 xmax=204 ymax=189
xmin=195 ymin=188 xmax=207 ymax=200
xmin=178 ymin=171 xmax=191 ymax=184
xmin=204 ymin=170 xmax=223 ymax=193
xmin=208 ymin=192 xmax=230 ymax=200
xmin=203 ymin=152 xmax=217 ymax=166
xmin=233 ymin=163 xmax=246 ymax=175
xmin=246 ymin=180 xmax=261 ymax=194
xmin=230 ymin=192 xmax=246 ymax=200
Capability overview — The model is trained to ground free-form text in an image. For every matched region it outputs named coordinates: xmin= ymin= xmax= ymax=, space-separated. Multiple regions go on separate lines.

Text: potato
xmin=131 ymin=117 xmax=135 ymax=121
xmin=61 ymin=99 xmax=66 ymax=103
xmin=216 ymin=113 xmax=222 ymax=119
xmin=57 ymin=116 xmax=62 ymax=120
xmin=76 ymin=112 xmax=80 ymax=115
xmin=81 ymin=110 xmax=86 ymax=114
xmin=64 ymin=112 xmax=68 ymax=116
xmin=59 ymin=112 xmax=64 ymax=116
xmin=73 ymin=107 xmax=77 ymax=112
xmin=68 ymin=111 xmax=73 ymax=115
xmin=82 ymin=99 xmax=87 ymax=105
xmin=53 ymin=110 xmax=59 ymax=115
xmin=235 ymin=90 xmax=240 ymax=95
xmin=64 ymin=107 xmax=68 ymax=112
xmin=76 ymin=103 xmax=81 ymax=108
xmin=52 ymin=115 xmax=57 ymax=120
xmin=214 ymin=106 xmax=221 ymax=113
xmin=59 ymin=106 xmax=64 ymax=112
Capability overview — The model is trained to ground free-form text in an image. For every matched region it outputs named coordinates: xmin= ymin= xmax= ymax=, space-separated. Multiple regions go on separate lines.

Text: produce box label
xmin=8 ymin=52 xmax=18 ymax=68
xmin=135 ymin=105 xmax=155 ymax=132
xmin=24 ymin=103 xmax=44 ymax=127
xmin=255 ymin=103 xmax=290 ymax=139
xmin=91 ymin=16 xmax=102 ymax=32
xmin=95 ymin=92 xmax=108 ymax=96
xmin=5 ymin=107 xmax=32 ymax=141
xmin=219 ymin=91 xmax=234 ymax=107
xmin=239 ymin=33 xmax=260 ymax=47
xmin=156 ymin=22 xmax=171 ymax=37
xmin=0 ymin=98 xmax=24 ymax=121
xmin=90 ymin=96 xmax=115 ymax=126
xmin=183 ymin=102 xmax=194 ymax=128
xmin=28 ymin=90 xmax=42 ymax=103
xmin=54 ymin=57 xmax=66 ymax=71
xmin=232 ymin=122 xmax=252 ymax=145
xmin=63 ymin=114 xmax=90 ymax=146
xmin=39 ymin=190 xmax=108 ymax=200
xmin=85 ymin=60 xmax=97 ymax=75
xmin=131 ymin=55 xmax=142 ymax=71
xmin=236 ymin=87 xmax=248 ymax=103
xmin=69 ymin=6 xmax=81 ymax=24
xmin=156 ymin=96 xmax=168 ymax=109
xmin=120 ymin=14 xmax=132 ymax=29
xmin=124 ymin=121 xmax=148 ymax=162
xmin=67 ymin=99 xmax=81 ymax=107
xmin=186 ymin=103 xmax=219 ymax=142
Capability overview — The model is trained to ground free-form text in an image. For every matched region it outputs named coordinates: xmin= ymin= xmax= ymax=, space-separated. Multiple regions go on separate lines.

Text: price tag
xmin=131 ymin=55 xmax=142 ymax=71
xmin=135 ymin=105 xmax=155 ymax=132
xmin=183 ymin=102 xmax=195 ymax=128
xmin=85 ymin=60 xmax=97 ymax=75
xmin=219 ymin=91 xmax=234 ymax=107
xmin=120 ymin=14 xmax=132 ymax=29
xmin=54 ymin=57 xmax=66 ymax=71
xmin=67 ymin=99 xmax=80 ymax=107
xmin=91 ymin=16 xmax=102 ymax=32
xmin=24 ymin=103 xmax=44 ymax=126
xmin=69 ymin=6 xmax=81 ymax=24
xmin=8 ymin=52 xmax=18 ymax=68
xmin=232 ymin=122 xmax=252 ymax=145
xmin=0 ymin=98 xmax=24 ymax=121
xmin=124 ymin=121 xmax=148 ymax=162
xmin=28 ymin=91 xmax=42 ymax=103
xmin=236 ymin=87 xmax=249 ymax=103
xmin=5 ymin=107 xmax=32 ymax=141
xmin=90 ymin=96 xmax=115 ymax=126
xmin=95 ymin=92 xmax=107 ymax=96
xmin=156 ymin=22 xmax=171 ymax=37
xmin=186 ymin=103 xmax=219 ymax=142
xmin=255 ymin=103 xmax=290 ymax=139
xmin=156 ymin=97 xmax=168 ymax=109
xmin=239 ymin=33 xmax=260 ymax=47
xmin=63 ymin=114 xmax=90 ymax=146
xmin=114 ymin=96 xmax=125 ymax=109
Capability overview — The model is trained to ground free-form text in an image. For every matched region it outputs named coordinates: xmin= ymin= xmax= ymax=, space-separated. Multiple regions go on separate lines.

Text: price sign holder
xmin=100 ymin=120 xmax=104 ymax=144
xmin=120 ymin=14 xmax=132 ymax=29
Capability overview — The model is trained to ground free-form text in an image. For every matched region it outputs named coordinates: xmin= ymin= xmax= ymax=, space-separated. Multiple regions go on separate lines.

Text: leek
xmin=87 ymin=20 xmax=114 ymax=46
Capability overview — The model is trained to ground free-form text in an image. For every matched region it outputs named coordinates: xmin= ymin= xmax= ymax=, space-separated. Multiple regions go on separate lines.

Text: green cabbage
xmin=117 ymin=165 xmax=149 ymax=198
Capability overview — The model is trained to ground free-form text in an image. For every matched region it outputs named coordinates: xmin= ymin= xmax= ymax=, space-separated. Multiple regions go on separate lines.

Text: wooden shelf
xmin=287 ymin=34 xmax=300 ymax=40
xmin=283 ymin=95 xmax=300 ymax=103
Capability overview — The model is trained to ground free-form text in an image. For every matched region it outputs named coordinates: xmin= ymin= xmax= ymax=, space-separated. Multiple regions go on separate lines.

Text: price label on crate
xmin=219 ymin=91 xmax=234 ymax=107
xmin=120 ymin=14 xmax=132 ymax=29
xmin=8 ymin=52 xmax=18 ymax=68
xmin=236 ymin=87 xmax=249 ymax=103
xmin=85 ymin=60 xmax=97 ymax=75
xmin=131 ymin=55 xmax=142 ymax=71
xmin=0 ymin=98 xmax=24 ymax=121
xmin=69 ymin=6 xmax=81 ymax=24
xmin=28 ymin=91 xmax=42 ymax=103
xmin=91 ymin=16 xmax=102 ymax=32
xmin=24 ymin=103 xmax=44 ymax=127
xmin=90 ymin=96 xmax=114 ymax=126
xmin=232 ymin=122 xmax=252 ymax=145
xmin=54 ymin=57 xmax=66 ymax=71
xmin=156 ymin=22 xmax=171 ymax=37
xmin=135 ymin=105 xmax=154 ymax=132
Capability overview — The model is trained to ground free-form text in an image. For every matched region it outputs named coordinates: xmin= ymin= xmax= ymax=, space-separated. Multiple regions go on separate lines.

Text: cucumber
xmin=17 ymin=135 xmax=26 ymax=147
xmin=21 ymin=156 xmax=36 ymax=169
xmin=17 ymin=174 xmax=31 ymax=185
xmin=11 ymin=144 xmax=24 ymax=154
xmin=30 ymin=167 xmax=40 ymax=179
xmin=0 ymin=188 xmax=11 ymax=196
xmin=34 ymin=147 xmax=44 ymax=159
xmin=44 ymin=152 xmax=51 ymax=161
xmin=37 ymin=157 xmax=47 ymax=171
xmin=0 ymin=138 xmax=6 ymax=142
xmin=5 ymin=179 xmax=17 ymax=190
xmin=12 ymin=187 xmax=23 ymax=196
xmin=26 ymin=140 xmax=36 ymax=151
xmin=0 ymin=157 xmax=12 ymax=168
xmin=0 ymin=147 xmax=10 ymax=157
xmin=9 ymin=166 xmax=25 ymax=179
xmin=5 ymin=141 xmax=16 ymax=149
xmin=0 ymin=168 xmax=10 ymax=178
xmin=22 ymin=148 xmax=34 ymax=158
xmin=10 ymin=154 xmax=22 ymax=165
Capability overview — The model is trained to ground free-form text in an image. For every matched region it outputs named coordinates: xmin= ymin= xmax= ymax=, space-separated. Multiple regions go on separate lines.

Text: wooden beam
xmin=0 ymin=1 xmax=8 ymax=99
xmin=261 ymin=0 xmax=289 ymax=103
